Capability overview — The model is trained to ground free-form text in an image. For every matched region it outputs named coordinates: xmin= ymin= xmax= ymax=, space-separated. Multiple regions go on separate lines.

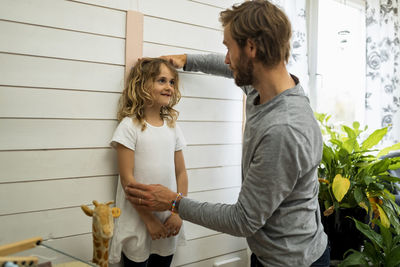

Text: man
xmin=125 ymin=1 xmax=329 ymax=266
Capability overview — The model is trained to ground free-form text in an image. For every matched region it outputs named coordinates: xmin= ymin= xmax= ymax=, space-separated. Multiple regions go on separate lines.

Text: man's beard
xmin=233 ymin=53 xmax=254 ymax=87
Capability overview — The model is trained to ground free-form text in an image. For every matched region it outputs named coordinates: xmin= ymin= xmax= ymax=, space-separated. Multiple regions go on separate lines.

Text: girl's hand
xmin=164 ymin=213 xmax=183 ymax=237
xmin=144 ymin=218 xmax=169 ymax=240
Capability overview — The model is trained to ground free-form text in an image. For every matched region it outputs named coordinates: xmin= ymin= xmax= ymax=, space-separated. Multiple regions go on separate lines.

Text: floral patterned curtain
xmin=271 ymin=0 xmax=309 ymax=94
xmin=365 ymin=0 xmax=400 ymax=146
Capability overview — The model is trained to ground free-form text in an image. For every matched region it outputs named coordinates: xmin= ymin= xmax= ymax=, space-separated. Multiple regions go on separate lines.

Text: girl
xmin=108 ymin=58 xmax=188 ymax=267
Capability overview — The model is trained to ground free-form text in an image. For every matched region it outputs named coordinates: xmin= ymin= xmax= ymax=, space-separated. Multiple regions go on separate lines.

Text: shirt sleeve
xmin=178 ymin=125 xmax=304 ymax=237
xmin=110 ymin=117 xmax=137 ymax=151
xmin=184 ymin=54 xmax=233 ymax=78
xmin=175 ymin=124 xmax=186 ymax=151
xmin=184 ymin=53 xmax=252 ymax=96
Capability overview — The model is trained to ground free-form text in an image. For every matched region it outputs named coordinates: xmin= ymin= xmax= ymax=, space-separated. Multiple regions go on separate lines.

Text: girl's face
xmin=149 ymin=64 xmax=176 ymax=108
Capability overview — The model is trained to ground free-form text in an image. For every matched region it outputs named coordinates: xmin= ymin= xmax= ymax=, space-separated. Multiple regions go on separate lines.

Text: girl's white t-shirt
xmin=109 ymin=117 xmax=186 ymax=263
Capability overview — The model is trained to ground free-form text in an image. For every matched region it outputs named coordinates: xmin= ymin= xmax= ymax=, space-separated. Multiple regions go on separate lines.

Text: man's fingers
xmin=126 ymin=182 xmax=151 ymax=192
xmin=126 ymin=194 xmax=151 ymax=207
xmin=159 ymin=54 xmax=186 ymax=69
xmin=125 ymin=186 xmax=154 ymax=202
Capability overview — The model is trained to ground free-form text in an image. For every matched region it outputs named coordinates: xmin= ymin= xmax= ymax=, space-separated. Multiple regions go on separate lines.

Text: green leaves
xmin=354 ymin=187 xmax=364 ymax=204
xmin=355 ymin=218 xmax=383 ymax=248
xmin=381 ymin=201 xmax=400 ymax=235
xmin=377 ymin=142 xmax=400 ymax=158
xmin=315 ymin=111 xmax=400 ymax=258
xmin=361 ymin=127 xmax=388 ymax=151
xmin=340 ymin=219 xmax=400 ymax=267
xmin=339 ymin=250 xmax=368 ymax=266
xmin=385 ymin=246 xmax=400 ymax=267
xmin=367 ymin=158 xmax=391 ymax=175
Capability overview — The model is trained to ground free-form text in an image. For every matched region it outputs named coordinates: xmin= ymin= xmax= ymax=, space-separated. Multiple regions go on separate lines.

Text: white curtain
xmin=271 ymin=0 xmax=309 ymax=95
xmin=365 ymin=0 xmax=400 ymax=146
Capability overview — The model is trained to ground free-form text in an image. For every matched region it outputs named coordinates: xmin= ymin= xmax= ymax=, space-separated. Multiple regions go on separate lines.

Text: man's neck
xmin=252 ymin=61 xmax=295 ymax=105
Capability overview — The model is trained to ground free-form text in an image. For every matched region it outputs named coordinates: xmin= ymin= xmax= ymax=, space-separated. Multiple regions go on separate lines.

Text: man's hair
xmin=220 ymin=0 xmax=292 ymax=66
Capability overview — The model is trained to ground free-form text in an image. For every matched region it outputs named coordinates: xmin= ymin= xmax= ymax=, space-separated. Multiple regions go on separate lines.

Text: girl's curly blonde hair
xmin=117 ymin=58 xmax=181 ymax=131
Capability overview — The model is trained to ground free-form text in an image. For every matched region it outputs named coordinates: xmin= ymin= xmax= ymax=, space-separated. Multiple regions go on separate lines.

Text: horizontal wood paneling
xmin=0 ymin=87 xmax=240 ymax=119
xmin=0 ymin=54 xmax=124 ymax=92
xmin=69 ymin=0 xmax=224 ymax=31
xmin=183 ymin=221 xmax=218 ymax=241
xmin=178 ymin=250 xmax=248 ymax=267
xmin=173 ymin=234 xmax=247 ymax=266
xmin=0 ymin=149 xmax=118 ymax=183
xmin=187 ymin=166 xmax=241 ymax=192
xmin=184 ymin=144 xmax=242 ymax=169
xmin=180 ymin=72 xmax=242 ymax=100
xmin=0 ymin=87 xmax=120 ymax=119
xmin=0 ymin=90 xmax=241 ymax=124
xmin=0 ymin=176 xmax=118 ymax=215
xmin=0 ymin=145 xmax=240 ymax=183
xmin=70 ymin=0 xmax=138 ymax=11
xmin=0 ymin=0 xmax=126 ymax=37
xmin=0 ymin=120 xmax=241 ymax=150
xmin=190 ymin=0 xmax=240 ymax=9
xmin=143 ymin=16 xmax=225 ymax=53
xmin=179 ymin=121 xmax=242 ymax=145
xmin=138 ymin=0 xmax=221 ymax=30
xmin=0 ymin=119 xmax=116 ymax=150
xmin=0 ymin=21 xmax=125 ymax=64
xmin=0 ymin=207 xmax=93 ymax=245
xmin=142 ymin=42 xmax=205 ymax=57
xmin=189 ymin=187 xmax=240 ymax=204
xmin=177 ymin=98 xmax=243 ymax=122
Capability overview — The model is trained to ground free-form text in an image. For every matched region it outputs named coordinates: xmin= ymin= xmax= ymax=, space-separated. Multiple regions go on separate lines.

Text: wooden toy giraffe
xmin=81 ymin=200 xmax=121 ymax=267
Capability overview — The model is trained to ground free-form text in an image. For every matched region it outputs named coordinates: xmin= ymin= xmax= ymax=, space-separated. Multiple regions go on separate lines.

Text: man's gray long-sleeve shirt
xmin=179 ymin=54 xmax=328 ymax=266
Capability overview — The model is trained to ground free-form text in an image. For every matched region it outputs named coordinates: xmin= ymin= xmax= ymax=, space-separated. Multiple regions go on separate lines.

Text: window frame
xmin=306 ymin=0 xmax=366 ymax=112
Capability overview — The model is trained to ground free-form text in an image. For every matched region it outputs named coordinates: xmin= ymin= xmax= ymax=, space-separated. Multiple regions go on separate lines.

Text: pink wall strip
xmin=125 ymin=10 xmax=143 ymax=83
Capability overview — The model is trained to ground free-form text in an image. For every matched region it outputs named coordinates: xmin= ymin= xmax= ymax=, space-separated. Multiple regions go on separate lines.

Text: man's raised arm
xmin=161 ymin=54 xmax=233 ymax=78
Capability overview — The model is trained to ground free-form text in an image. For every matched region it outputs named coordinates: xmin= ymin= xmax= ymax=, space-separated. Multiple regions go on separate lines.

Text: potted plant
xmin=315 ymin=113 xmax=400 ymax=260
xmin=339 ymin=218 xmax=400 ymax=267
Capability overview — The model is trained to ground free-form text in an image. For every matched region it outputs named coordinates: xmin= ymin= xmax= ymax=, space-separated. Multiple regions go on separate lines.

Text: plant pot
xmin=321 ymin=207 xmax=368 ymax=260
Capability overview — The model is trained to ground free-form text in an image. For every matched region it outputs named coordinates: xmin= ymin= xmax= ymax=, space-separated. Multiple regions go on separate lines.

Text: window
xmin=308 ymin=0 xmax=366 ymax=126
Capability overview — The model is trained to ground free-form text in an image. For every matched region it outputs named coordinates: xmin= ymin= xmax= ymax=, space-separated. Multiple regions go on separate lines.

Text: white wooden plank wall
xmin=0 ymin=0 xmax=247 ymax=266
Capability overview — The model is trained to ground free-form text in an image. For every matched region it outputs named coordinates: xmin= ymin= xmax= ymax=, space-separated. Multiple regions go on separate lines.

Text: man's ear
xmin=245 ymin=38 xmax=257 ymax=58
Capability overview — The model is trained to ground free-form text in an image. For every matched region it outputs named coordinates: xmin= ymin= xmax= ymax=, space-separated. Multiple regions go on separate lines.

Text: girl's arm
xmin=116 ymin=143 xmax=168 ymax=239
xmin=164 ymin=150 xmax=188 ymax=236
xmin=174 ymin=150 xmax=188 ymax=197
